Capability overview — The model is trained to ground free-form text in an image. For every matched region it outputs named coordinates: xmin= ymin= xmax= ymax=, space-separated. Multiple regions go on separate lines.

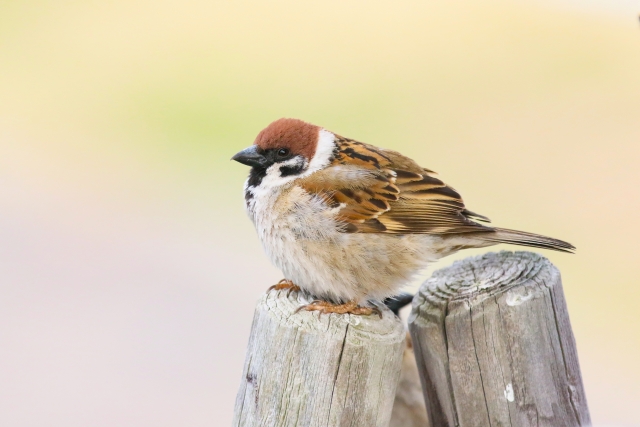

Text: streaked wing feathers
xmin=299 ymin=137 xmax=494 ymax=235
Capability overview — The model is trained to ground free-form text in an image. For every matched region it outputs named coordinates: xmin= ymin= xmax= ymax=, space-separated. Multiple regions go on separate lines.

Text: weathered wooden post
xmin=233 ymin=289 xmax=405 ymax=427
xmin=409 ymin=251 xmax=590 ymax=427
xmin=389 ymin=333 xmax=431 ymax=427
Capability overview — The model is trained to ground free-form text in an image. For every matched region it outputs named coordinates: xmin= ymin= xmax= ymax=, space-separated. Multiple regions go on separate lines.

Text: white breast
xmin=244 ymin=180 xmax=444 ymax=303
xmin=245 ymin=182 xmax=343 ymax=297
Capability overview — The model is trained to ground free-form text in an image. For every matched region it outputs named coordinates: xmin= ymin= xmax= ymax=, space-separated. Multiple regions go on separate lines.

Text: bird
xmin=232 ymin=118 xmax=574 ymax=316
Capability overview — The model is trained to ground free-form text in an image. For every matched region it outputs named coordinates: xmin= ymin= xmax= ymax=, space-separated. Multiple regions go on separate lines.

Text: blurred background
xmin=1 ymin=0 xmax=639 ymax=426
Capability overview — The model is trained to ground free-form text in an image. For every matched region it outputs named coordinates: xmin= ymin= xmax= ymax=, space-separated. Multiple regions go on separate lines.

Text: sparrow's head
xmin=232 ymin=118 xmax=336 ymax=187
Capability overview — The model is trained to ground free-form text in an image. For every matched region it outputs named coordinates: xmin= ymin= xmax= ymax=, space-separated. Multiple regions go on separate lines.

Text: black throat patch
xmin=247 ymin=166 xmax=267 ymax=188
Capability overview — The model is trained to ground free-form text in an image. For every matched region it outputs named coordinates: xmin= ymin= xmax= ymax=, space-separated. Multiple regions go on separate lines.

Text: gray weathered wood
xmin=389 ymin=333 xmax=430 ymax=427
xmin=408 ymin=251 xmax=590 ymax=427
xmin=233 ymin=290 xmax=406 ymax=427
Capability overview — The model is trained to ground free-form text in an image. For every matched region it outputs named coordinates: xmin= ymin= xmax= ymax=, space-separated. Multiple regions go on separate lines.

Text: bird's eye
xmin=277 ymin=148 xmax=290 ymax=157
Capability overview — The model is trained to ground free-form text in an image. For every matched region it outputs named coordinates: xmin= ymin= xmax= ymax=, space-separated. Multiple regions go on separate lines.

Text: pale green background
xmin=1 ymin=1 xmax=639 ymax=426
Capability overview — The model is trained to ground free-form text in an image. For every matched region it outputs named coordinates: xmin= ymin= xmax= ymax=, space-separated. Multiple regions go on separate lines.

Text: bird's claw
xmin=295 ymin=300 xmax=382 ymax=318
xmin=268 ymin=279 xmax=301 ymax=297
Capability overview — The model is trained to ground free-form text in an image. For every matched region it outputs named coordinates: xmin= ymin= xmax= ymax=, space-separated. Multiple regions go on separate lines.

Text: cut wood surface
xmin=409 ymin=251 xmax=590 ymax=427
xmin=233 ymin=290 xmax=405 ymax=427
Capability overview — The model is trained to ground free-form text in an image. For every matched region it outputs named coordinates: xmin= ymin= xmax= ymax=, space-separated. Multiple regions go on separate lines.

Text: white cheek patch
xmin=282 ymin=156 xmax=308 ymax=174
xmin=257 ymin=156 xmax=308 ymax=191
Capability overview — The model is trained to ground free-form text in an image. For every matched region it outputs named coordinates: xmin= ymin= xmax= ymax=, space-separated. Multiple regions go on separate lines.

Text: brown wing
xmin=299 ymin=137 xmax=494 ymax=235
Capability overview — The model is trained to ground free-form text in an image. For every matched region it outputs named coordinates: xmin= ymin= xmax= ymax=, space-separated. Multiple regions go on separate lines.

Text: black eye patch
xmin=262 ymin=148 xmax=292 ymax=164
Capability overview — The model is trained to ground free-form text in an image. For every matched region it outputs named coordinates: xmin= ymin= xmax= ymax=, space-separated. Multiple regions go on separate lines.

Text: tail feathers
xmin=482 ymin=227 xmax=575 ymax=253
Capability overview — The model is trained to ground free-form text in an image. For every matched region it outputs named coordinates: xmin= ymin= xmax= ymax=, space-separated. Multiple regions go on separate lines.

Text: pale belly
xmin=247 ymin=185 xmax=445 ymax=303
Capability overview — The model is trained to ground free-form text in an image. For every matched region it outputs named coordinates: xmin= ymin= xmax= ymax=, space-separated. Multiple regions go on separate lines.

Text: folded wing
xmin=299 ymin=137 xmax=493 ymax=235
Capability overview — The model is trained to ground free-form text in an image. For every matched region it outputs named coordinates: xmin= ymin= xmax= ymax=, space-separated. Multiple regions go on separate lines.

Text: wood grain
xmin=233 ymin=290 xmax=405 ymax=427
xmin=408 ymin=251 xmax=590 ymax=427
xmin=389 ymin=333 xmax=430 ymax=427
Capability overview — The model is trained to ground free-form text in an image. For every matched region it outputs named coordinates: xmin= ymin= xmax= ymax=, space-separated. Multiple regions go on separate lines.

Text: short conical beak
xmin=231 ymin=146 xmax=266 ymax=168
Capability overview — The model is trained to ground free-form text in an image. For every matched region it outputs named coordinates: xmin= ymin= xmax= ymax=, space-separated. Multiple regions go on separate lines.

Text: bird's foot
xmin=268 ymin=279 xmax=301 ymax=297
xmin=295 ymin=300 xmax=382 ymax=318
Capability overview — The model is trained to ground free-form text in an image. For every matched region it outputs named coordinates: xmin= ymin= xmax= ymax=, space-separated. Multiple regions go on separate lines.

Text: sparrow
xmin=232 ymin=118 xmax=574 ymax=316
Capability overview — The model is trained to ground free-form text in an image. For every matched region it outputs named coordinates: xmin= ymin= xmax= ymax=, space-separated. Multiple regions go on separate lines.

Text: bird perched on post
xmin=232 ymin=118 xmax=574 ymax=316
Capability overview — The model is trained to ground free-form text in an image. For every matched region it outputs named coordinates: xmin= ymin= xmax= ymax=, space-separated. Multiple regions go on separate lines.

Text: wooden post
xmin=408 ymin=251 xmax=590 ymax=427
xmin=233 ymin=289 xmax=405 ymax=427
xmin=389 ymin=333 xmax=431 ymax=427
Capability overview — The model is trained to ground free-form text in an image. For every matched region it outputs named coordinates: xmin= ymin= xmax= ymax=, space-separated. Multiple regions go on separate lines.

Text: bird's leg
xmin=268 ymin=279 xmax=301 ymax=297
xmin=295 ymin=299 xmax=382 ymax=318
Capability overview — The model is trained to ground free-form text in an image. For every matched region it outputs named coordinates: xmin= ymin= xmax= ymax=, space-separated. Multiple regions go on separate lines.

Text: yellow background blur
xmin=1 ymin=1 xmax=639 ymax=426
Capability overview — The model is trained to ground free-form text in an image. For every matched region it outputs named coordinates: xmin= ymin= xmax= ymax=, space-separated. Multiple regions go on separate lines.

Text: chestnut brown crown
xmin=254 ymin=118 xmax=321 ymax=160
